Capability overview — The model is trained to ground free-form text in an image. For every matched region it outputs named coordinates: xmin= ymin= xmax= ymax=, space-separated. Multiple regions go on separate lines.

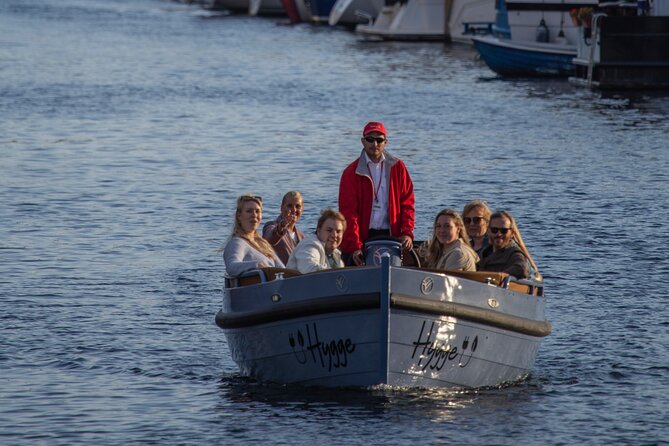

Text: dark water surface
xmin=1 ymin=0 xmax=668 ymax=444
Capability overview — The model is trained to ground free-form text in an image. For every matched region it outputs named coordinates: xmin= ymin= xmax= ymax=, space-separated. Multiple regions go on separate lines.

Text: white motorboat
xmin=249 ymin=0 xmax=286 ymax=15
xmin=355 ymin=0 xmax=495 ymax=42
xmin=216 ymin=241 xmax=551 ymax=388
xmin=328 ymin=0 xmax=384 ymax=26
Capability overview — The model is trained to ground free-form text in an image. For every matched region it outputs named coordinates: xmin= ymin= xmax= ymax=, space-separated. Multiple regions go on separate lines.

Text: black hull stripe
xmin=216 ymin=293 xmax=380 ymax=329
xmin=216 ymin=294 xmax=551 ymax=337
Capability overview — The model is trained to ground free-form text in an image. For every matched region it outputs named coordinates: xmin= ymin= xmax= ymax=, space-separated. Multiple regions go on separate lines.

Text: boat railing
xmin=507 ymin=277 xmax=544 ymax=297
xmin=225 ymin=267 xmax=302 ymax=288
xmin=225 ymin=266 xmax=544 ymax=296
xmin=587 ymin=12 xmax=607 ymax=87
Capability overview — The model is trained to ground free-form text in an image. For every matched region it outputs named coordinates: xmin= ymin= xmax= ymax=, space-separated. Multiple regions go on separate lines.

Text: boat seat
xmin=233 ymin=267 xmax=302 ymax=287
xmin=413 ymin=268 xmax=509 ymax=286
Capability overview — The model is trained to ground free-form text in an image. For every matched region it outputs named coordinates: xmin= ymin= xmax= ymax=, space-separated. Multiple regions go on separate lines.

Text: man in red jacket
xmin=338 ymin=122 xmax=415 ymax=266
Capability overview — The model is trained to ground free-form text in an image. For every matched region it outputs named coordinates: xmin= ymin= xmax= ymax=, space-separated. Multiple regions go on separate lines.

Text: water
xmin=1 ymin=0 xmax=668 ymax=444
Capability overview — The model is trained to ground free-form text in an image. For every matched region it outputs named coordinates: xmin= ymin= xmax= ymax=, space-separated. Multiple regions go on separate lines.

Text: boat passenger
xmin=223 ymin=194 xmax=285 ymax=277
xmin=286 ymin=209 xmax=346 ymax=273
xmin=462 ymin=199 xmax=491 ymax=256
xmin=477 ymin=211 xmax=540 ymax=280
xmin=418 ymin=208 xmax=478 ymax=271
xmin=338 ymin=121 xmax=415 ymax=266
xmin=262 ymin=191 xmax=305 ymax=264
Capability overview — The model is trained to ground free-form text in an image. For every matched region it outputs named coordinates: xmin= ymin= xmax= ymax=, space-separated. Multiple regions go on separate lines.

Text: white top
xmin=435 ymin=239 xmax=479 ymax=271
xmin=286 ymin=233 xmax=344 ymax=273
xmin=223 ymin=236 xmax=285 ymax=277
xmin=364 ymin=152 xmax=389 ymax=230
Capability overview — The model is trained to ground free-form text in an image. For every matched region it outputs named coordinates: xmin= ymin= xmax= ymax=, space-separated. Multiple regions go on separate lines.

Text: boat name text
xmin=411 ymin=321 xmax=478 ymax=370
xmin=289 ymin=323 xmax=356 ymax=372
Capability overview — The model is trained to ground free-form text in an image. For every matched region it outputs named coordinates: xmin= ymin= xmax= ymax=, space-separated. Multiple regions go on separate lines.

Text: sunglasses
xmin=490 ymin=227 xmax=511 ymax=235
xmin=364 ymin=136 xmax=386 ymax=144
xmin=240 ymin=195 xmax=262 ymax=203
xmin=464 ymin=216 xmax=486 ymax=224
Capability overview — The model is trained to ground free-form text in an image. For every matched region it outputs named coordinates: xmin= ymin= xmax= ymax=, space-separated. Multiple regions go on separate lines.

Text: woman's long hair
xmin=421 ymin=208 xmax=470 ymax=268
xmin=490 ymin=211 xmax=541 ymax=279
xmin=462 ymin=199 xmax=491 ymax=223
xmin=230 ymin=194 xmax=276 ymax=259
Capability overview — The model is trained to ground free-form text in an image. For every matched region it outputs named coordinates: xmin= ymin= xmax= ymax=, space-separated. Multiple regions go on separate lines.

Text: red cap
xmin=363 ymin=122 xmax=387 ymax=137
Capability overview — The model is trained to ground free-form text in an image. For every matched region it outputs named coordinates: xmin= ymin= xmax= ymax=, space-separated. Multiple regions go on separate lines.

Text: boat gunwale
xmin=216 ymin=285 xmax=551 ymax=337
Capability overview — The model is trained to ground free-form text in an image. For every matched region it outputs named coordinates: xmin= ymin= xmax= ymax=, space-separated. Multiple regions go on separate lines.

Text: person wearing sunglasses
xmin=418 ymin=209 xmax=478 ymax=271
xmin=223 ymin=194 xmax=285 ymax=277
xmin=262 ymin=191 xmax=305 ymax=264
xmin=286 ymin=208 xmax=346 ymax=273
xmin=462 ymin=199 xmax=491 ymax=256
xmin=338 ymin=121 xmax=415 ymax=266
xmin=477 ymin=211 xmax=540 ymax=280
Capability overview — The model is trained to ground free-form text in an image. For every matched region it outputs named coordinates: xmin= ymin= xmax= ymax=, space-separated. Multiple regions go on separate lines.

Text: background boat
xmin=328 ymin=0 xmax=384 ymax=26
xmin=356 ymin=0 xmax=495 ymax=42
xmin=472 ymin=34 xmax=576 ymax=76
xmin=570 ymin=3 xmax=669 ymax=89
xmin=249 ymin=0 xmax=286 ymax=15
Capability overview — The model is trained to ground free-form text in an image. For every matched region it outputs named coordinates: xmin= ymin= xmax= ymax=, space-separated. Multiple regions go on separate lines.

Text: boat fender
xmin=536 ymin=18 xmax=550 ymax=43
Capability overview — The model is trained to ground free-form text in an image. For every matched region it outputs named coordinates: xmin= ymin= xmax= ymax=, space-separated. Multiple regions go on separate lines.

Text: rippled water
xmin=1 ymin=0 xmax=668 ymax=444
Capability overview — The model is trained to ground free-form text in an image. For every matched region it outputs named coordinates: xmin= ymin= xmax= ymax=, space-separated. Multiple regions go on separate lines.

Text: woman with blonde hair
xmin=477 ymin=211 xmax=540 ymax=280
xmin=419 ymin=208 xmax=478 ymax=271
xmin=287 ymin=209 xmax=346 ymax=273
xmin=223 ymin=194 xmax=284 ymax=276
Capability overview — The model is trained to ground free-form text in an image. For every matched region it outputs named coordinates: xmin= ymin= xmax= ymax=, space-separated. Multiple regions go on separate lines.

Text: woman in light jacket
xmin=287 ymin=209 xmax=346 ymax=273
xmin=419 ymin=208 xmax=478 ymax=271
xmin=223 ymin=194 xmax=284 ymax=277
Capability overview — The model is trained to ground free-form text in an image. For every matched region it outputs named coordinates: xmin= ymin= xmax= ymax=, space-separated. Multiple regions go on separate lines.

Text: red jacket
xmin=338 ymin=151 xmax=415 ymax=254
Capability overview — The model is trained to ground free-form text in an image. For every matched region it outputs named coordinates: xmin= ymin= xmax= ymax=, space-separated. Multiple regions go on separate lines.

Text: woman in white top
xmin=287 ymin=209 xmax=346 ymax=273
xmin=419 ymin=208 xmax=478 ymax=271
xmin=223 ymin=194 xmax=284 ymax=277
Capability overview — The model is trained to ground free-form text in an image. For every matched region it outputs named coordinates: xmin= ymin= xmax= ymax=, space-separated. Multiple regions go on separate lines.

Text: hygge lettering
xmin=411 ymin=321 xmax=479 ymax=371
xmin=288 ymin=323 xmax=356 ymax=372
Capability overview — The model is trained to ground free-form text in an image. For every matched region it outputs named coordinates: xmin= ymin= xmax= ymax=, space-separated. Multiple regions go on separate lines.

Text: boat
xmin=281 ymin=0 xmax=303 ymax=22
xmin=570 ymin=1 xmax=669 ymax=89
xmin=209 ymin=0 xmax=249 ymax=13
xmin=309 ymin=0 xmax=340 ymax=22
xmin=249 ymin=0 xmax=286 ymax=15
xmin=328 ymin=0 xmax=384 ymax=27
xmin=355 ymin=0 xmax=495 ymax=42
xmin=472 ymin=0 xmax=598 ymax=76
xmin=216 ymin=240 xmax=551 ymax=388
xmin=472 ymin=34 xmax=577 ymax=76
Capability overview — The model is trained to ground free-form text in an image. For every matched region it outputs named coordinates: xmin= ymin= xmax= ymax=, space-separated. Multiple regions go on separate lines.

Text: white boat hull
xmin=249 ymin=0 xmax=285 ymax=15
xmin=217 ymin=257 xmax=550 ymax=388
xmin=329 ymin=0 xmax=384 ymax=26
xmin=355 ymin=0 xmax=494 ymax=43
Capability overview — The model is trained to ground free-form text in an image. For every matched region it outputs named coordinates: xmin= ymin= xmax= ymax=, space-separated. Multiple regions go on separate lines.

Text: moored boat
xmin=249 ymin=0 xmax=286 ymax=15
xmin=216 ymin=245 xmax=551 ymax=388
xmin=472 ymin=34 xmax=576 ymax=76
xmin=355 ymin=0 xmax=495 ymax=43
xmin=328 ymin=0 xmax=384 ymax=27
xmin=570 ymin=2 xmax=669 ymax=89
xmin=471 ymin=0 xmax=599 ymax=76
